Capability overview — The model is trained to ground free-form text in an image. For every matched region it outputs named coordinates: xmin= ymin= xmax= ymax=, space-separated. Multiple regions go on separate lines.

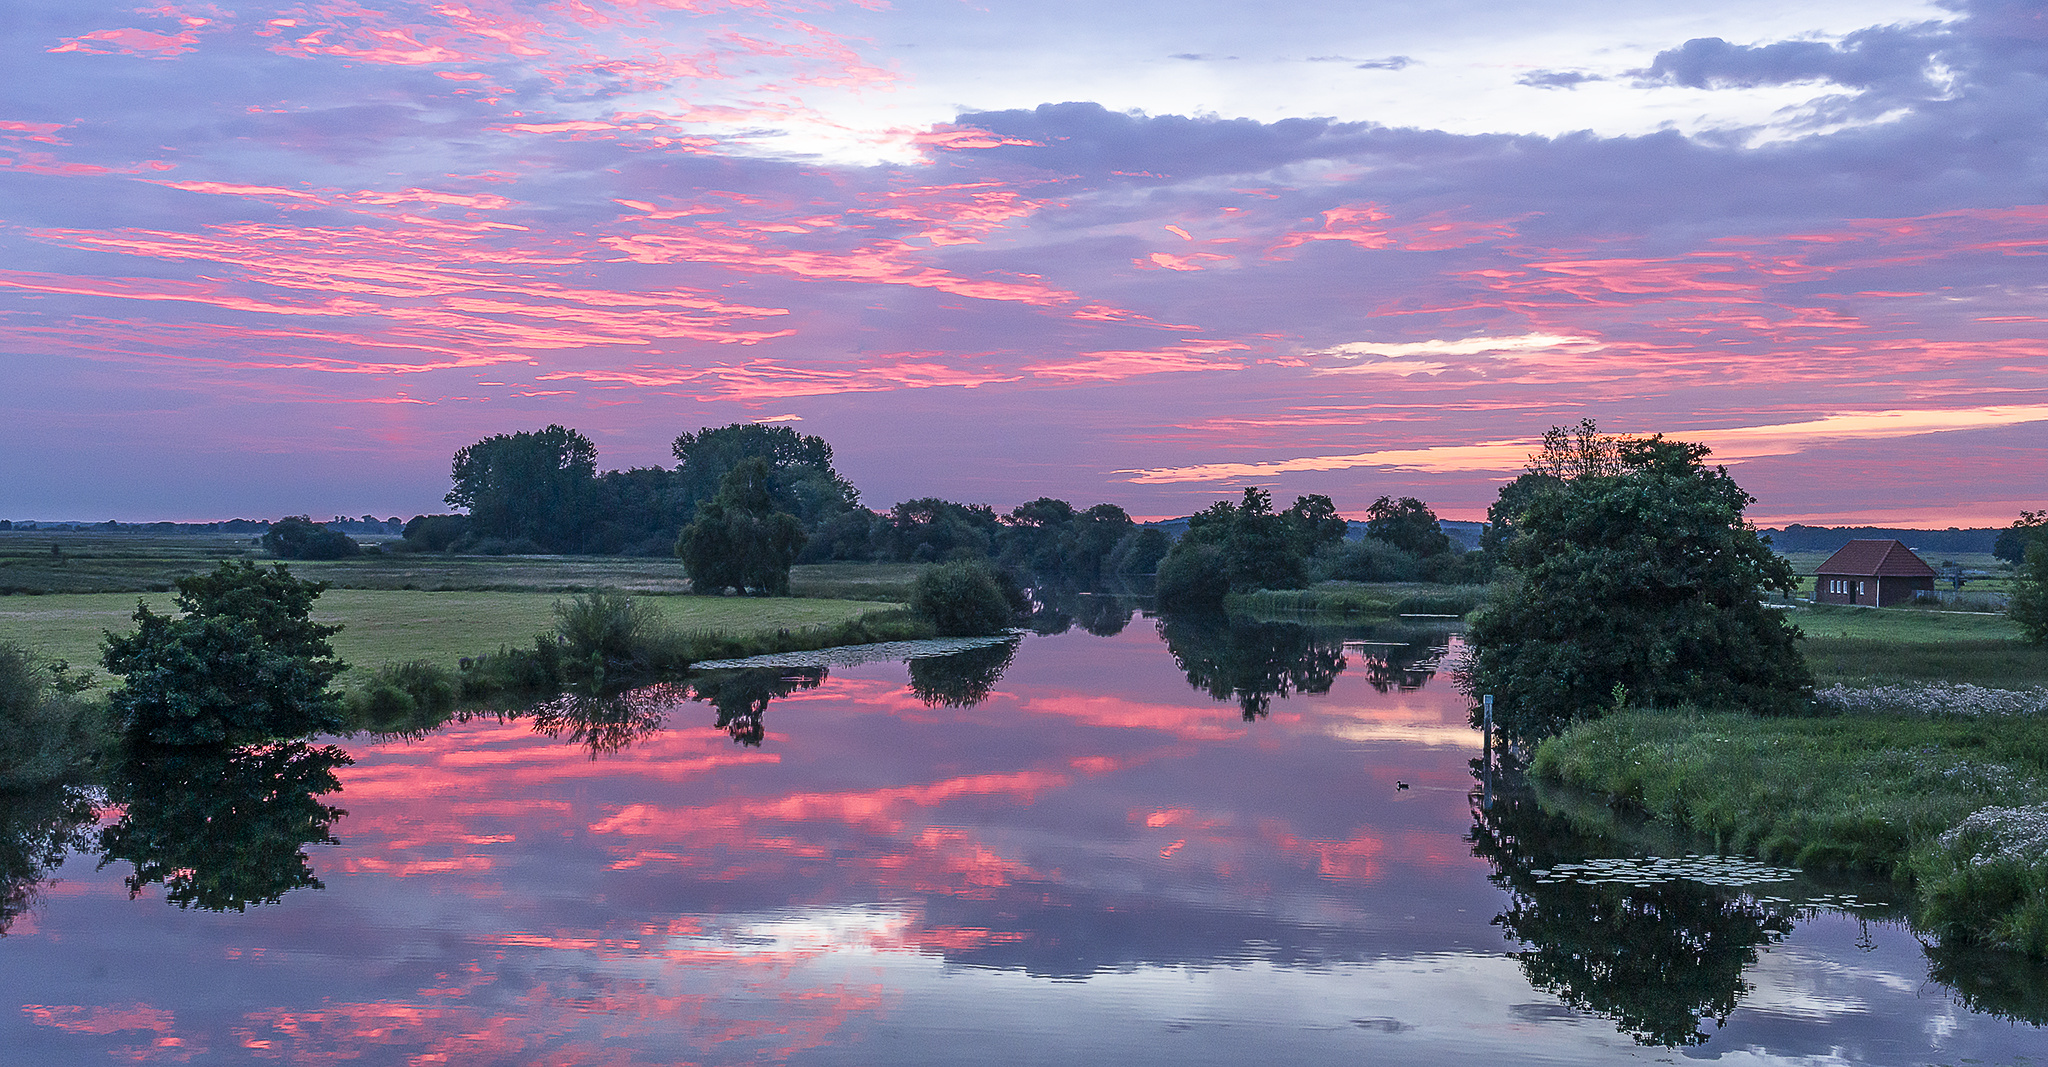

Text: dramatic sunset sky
xmin=4 ymin=0 xmax=2045 ymax=524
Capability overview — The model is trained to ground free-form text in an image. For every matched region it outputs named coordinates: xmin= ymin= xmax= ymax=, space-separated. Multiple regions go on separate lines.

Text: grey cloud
xmin=1517 ymin=70 xmax=1602 ymax=89
xmin=1355 ymin=55 xmax=1415 ymax=71
xmin=1637 ymin=24 xmax=1946 ymax=95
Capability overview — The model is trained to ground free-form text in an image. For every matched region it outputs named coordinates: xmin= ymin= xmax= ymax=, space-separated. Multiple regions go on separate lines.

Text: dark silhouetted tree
xmin=261 ymin=516 xmax=360 ymax=560
xmin=677 ymin=458 xmax=808 ymax=596
xmin=446 ymin=425 xmax=598 ymax=551
xmin=1363 ymin=496 xmax=1452 ymax=557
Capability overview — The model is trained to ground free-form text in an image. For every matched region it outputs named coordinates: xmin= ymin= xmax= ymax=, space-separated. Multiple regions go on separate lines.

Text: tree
xmin=1995 ymin=510 xmax=2048 ymax=565
xmin=446 ymin=425 xmax=598 ymax=551
xmin=672 ymin=423 xmax=860 ymax=531
xmin=102 ymin=562 xmax=347 ymax=745
xmin=1282 ymin=493 xmax=1350 ymax=554
xmin=676 ymin=458 xmax=808 ymax=596
xmin=261 ymin=516 xmax=360 ymax=560
xmin=1467 ymin=432 xmax=1810 ymax=741
xmin=1364 ymin=495 xmax=1453 ymax=557
xmin=2010 ymin=541 xmax=2048 ymax=645
xmin=874 ymin=498 xmax=1001 ymax=562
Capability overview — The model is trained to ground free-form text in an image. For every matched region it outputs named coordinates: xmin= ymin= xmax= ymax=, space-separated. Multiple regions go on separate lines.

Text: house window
xmin=1856 ymin=581 xmax=1865 ymax=597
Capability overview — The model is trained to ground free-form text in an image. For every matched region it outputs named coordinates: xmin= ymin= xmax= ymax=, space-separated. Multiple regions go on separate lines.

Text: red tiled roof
xmin=1815 ymin=539 xmax=1938 ymax=578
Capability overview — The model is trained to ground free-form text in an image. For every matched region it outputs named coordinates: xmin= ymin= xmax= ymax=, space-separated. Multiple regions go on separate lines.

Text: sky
xmin=3 ymin=0 xmax=2046 ymax=525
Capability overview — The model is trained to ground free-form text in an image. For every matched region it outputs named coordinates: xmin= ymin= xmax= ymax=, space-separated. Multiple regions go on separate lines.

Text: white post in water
xmin=1481 ymin=694 xmax=1495 ymax=811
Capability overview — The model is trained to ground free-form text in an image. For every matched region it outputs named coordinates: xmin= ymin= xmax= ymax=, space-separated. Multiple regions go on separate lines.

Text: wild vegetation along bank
xmin=1468 ymin=420 xmax=2048 ymax=959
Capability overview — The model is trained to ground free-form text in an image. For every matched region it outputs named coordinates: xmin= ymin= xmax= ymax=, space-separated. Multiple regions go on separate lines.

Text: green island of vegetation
xmin=6 ymin=416 xmax=2048 ymax=961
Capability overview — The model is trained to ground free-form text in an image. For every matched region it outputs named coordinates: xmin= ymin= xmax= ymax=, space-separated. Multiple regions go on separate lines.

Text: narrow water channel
xmin=0 ymin=614 xmax=2041 ymax=1064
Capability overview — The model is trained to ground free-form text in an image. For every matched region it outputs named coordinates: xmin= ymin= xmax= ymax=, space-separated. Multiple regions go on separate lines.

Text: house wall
xmin=1814 ymin=574 xmax=1935 ymax=606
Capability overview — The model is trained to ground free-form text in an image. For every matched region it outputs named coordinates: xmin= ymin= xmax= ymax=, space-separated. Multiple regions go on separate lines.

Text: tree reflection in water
xmin=97 ymin=742 xmax=349 ymax=912
xmin=1468 ymin=770 xmax=1792 ymax=1047
xmin=0 ymin=784 xmax=98 ymax=935
xmin=1021 ymin=585 xmax=1140 ymax=638
xmin=1922 ymin=941 xmax=2048 ymax=1026
xmin=1156 ymin=614 xmax=1347 ymax=720
xmin=687 ymin=668 xmax=828 ymax=746
xmin=529 ymin=683 xmax=683 ymax=757
xmin=907 ymin=639 xmax=1019 ymax=708
xmin=1354 ymin=626 xmax=1453 ymax=693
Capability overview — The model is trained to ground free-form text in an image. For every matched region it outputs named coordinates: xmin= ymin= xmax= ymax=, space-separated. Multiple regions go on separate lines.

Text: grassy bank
xmin=1229 ymin=581 xmax=1485 ymax=620
xmin=1532 ymin=703 xmax=2048 ymax=956
xmin=0 ymin=589 xmax=899 ymax=688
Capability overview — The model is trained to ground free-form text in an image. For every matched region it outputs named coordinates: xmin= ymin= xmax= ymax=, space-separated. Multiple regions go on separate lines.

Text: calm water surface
xmin=1 ymin=617 xmax=2043 ymax=1064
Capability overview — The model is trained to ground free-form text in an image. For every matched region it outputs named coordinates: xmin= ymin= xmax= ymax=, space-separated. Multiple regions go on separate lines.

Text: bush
xmin=1155 ymin=542 xmax=1231 ymax=610
xmin=0 ymin=644 xmax=111 ymax=788
xmin=909 ymin=560 xmax=1021 ymax=636
xmin=102 ymin=562 xmax=347 ymax=745
xmin=401 ymin=514 xmax=471 ymax=552
xmin=344 ymin=660 xmax=460 ymax=734
xmin=553 ymin=590 xmax=665 ymax=679
xmin=1915 ymin=804 xmax=2048 ymax=957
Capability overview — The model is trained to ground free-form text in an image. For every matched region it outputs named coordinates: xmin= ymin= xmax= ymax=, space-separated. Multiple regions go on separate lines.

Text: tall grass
xmin=1230 ymin=582 xmax=1486 ymax=620
xmin=0 ymin=643 xmax=113 ymax=788
xmin=1531 ymin=703 xmax=2048 ymax=956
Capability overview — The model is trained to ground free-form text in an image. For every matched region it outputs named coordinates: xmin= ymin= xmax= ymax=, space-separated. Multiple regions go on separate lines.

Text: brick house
xmin=1813 ymin=539 xmax=1937 ymax=606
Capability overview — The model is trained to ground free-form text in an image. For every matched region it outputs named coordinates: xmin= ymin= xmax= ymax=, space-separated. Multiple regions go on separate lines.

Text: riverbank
xmin=1531 ymin=694 xmax=2048 ymax=957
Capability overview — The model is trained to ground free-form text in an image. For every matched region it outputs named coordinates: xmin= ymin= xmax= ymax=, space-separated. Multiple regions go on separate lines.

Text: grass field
xmin=0 ymin=530 xmax=922 ymax=599
xmin=0 ymin=589 xmax=898 ymax=688
xmin=1786 ymin=603 xmax=2048 ymax=686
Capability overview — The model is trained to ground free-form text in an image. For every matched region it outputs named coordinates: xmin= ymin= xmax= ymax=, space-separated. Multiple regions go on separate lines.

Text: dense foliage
xmin=260 ymin=516 xmax=361 ymax=560
xmin=908 ymin=559 xmax=1024 ymax=636
xmin=2012 ymin=540 xmax=2048 ymax=645
xmin=1154 ymin=489 xmax=1348 ymax=609
xmin=445 ymin=424 xmax=600 ymax=553
xmin=1468 ymin=430 xmax=1810 ymax=741
xmin=677 ymin=458 xmax=808 ymax=596
xmin=1363 ymin=495 xmax=1453 ymax=557
xmin=1995 ymin=510 xmax=2048 ymax=565
xmin=102 ymin=562 xmax=347 ymax=745
xmin=0 ymin=643 xmax=107 ymax=788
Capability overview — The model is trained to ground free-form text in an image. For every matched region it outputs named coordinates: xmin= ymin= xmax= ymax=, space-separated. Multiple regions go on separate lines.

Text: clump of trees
xmin=1467 ymin=423 xmax=1811 ymax=742
xmin=1994 ymin=510 xmax=2048 ymax=565
xmin=1154 ymin=489 xmax=1349 ymax=609
xmin=260 ymin=516 xmax=361 ymax=560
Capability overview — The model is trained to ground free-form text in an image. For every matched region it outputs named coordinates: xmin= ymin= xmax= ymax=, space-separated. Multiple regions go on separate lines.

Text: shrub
xmin=1914 ymin=803 xmax=2048 ymax=957
xmin=344 ymin=660 xmax=460 ymax=734
xmin=0 ymin=644 xmax=111 ymax=788
xmin=909 ymin=560 xmax=1021 ymax=636
xmin=102 ymin=562 xmax=347 ymax=745
xmin=1155 ymin=542 xmax=1231 ymax=610
xmin=553 ymin=590 xmax=665 ymax=679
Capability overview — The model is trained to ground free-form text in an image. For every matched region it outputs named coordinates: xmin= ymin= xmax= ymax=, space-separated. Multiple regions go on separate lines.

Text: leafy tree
xmin=1467 ymin=432 xmax=1809 ymax=741
xmin=1282 ymin=493 xmax=1350 ymax=554
xmin=688 ymin=667 xmax=827 ymax=746
xmin=677 ymin=458 xmax=808 ymax=596
xmin=446 ymin=425 xmax=598 ymax=552
xmin=2010 ymin=541 xmax=2048 ymax=645
xmin=1106 ymin=525 xmax=1172 ymax=575
xmin=261 ymin=516 xmax=361 ymax=560
xmin=672 ymin=423 xmax=860 ymax=530
xmin=96 ymin=741 xmax=348 ymax=911
xmin=997 ymin=498 xmax=1139 ymax=582
xmin=1995 ymin=510 xmax=2048 ymax=566
xmin=102 ymin=562 xmax=347 ymax=745
xmin=1471 ymin=781 xmax=1792 ymax=1047
xmin=1364 ymin=495 xmax=1453 ymax=557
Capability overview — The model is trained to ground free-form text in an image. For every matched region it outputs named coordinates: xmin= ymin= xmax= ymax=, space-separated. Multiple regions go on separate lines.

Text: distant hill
xmin=1759 ymin=525 xmax=1999 ymax=555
